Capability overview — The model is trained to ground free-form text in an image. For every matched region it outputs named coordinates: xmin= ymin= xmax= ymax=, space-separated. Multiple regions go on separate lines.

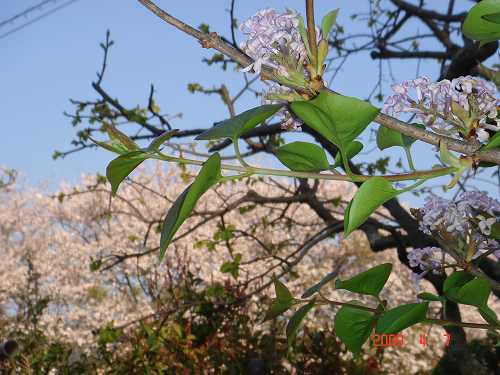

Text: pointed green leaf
xmin=321 ymin=9 xmax=339 ymax=38
xmin=276 ymin=141 xmax=330 ymax=172
xmin=274 ymin=278 xmax=293 ymax=302
xmin=264 ymin=279 xmax=294 ymax=321
xmin=482 ymin=11 xmax=500 ymax=24
xmin=159 ymin=153 xmax=222 ymax=259
xmin=376 ymin=124 xmax=425 ymax=150
xmin=450 ymin=277 xmax=491 ymax=307
xmin=484 ymin=132 xmax=500 ymax=150
xmin=344 ymin=177 xmax=399 ymax=236
xmin=335 ymin=263 xmax=392 ymax=297
xmin=298 ymin=15 xmax=312 ymax=58
xmin=439 ymin=142 xmax=469 ymax=189
xmin=490 ymin=222 xmax=500 ymax=240
xmin=478 ymin=305 xmax=499 ymax=326
xmin=147 ymin=130 xmax=179 ymax=151
xmin=106 ymin=150 xmax=150 ymax=195
xmin=264 ymin=299 xmax=294 ymax=321
xmin=334 ymin=301 xmax=375 ymax=355
xmin=417 ymin=292 xmax=445 ymax=302
xmin=439 ymin=142 xmax=460 ymax=168
xmin=90 ymin=137 xmax=129 ymax=155
xmin=301 ymin=268 xmax=341 ymax=299
xmin=443 ymin=271 xmax=474 ymax=294
xmin=463 ymin=0 xmax=500 ymax=43
xmin=290 ymin=101 xmax=338 ymax=144
xmin=286 ymin=300 xmax=316 ymax=345
xmin=310 ymin=93 xmax=380 ymax=146
xmin=377 ymin=126 xmax=404 ymax=150
xmin=291 ymin=92 xmax=379 ymax=152
xmin=103 ymin=124 xmax=139 ymax=150
xmin=376 ymin=303 xmax=429 ymax=334
xmin=332 ymin=141 xmax=363 ymax=168
xmin=195 ymin=104 xmax=283 ymax=141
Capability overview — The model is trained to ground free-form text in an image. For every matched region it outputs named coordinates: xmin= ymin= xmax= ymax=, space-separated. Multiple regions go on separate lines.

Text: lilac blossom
xmin=239 ymin=8 xmax=307 ymax=75
xmin=408 ymin=247 xmax=442 ymax=273
xmin=262 ymin=83 xmax=303 ymax=131
xmin=417 ymin=190 xmax=499 ymax=258
xmin=383 ymin=75 xmax=499 ymax=142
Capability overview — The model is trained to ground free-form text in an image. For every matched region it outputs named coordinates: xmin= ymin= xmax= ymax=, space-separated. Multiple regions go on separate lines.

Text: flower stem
xmin=405 ymin=147 xmax=416 ymax=171
xmin=233 ymin=139 xmax=251 ymax=168
xmin=423 ymin=318 xmax=498 ymax=330
xmin=153 ymin=152 xmax=454 ymax=182
xmin=305 ymin=0 xmax=318 ymax=68
xmin=312 ymin=295 xmax=498 ymax=330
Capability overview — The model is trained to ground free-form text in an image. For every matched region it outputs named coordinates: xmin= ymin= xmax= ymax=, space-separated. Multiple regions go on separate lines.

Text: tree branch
xmin=390 ymin=0 xmax=466 ymax=22
xmin=137 ymin=0 xmax=500 ymax=165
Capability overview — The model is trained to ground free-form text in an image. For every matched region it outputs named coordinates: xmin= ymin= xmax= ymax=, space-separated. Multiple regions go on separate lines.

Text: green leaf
xmin=417 ymin=292 xmax=444 ymax=302
xmin=344 ymin=177 xmax=399 ymax=236
xmin=449 ymin=277 xmax=491 ymax=307
xmin=490 ymin=222 xmax=500 ymax=240
xmin=286 ymin=300 xmax=316 ymax=345
xmin=90 ymin=137 xmax=129 ymax=155
xmin=443 ymin=271 xmax=474 ymax=294
xmin=334 ymin=302 xmax=375 ymax=355
xmin=482 ymin=11 xmax=500 ymax=24
xmin=301 ymin=269 xmax=340 ymax=299
xmin=276 ymin=141 xmax=330 ymax=172
xmin=484 ymin=132 xmax=500 ymax=150
xmin=264 ymin=279 xmax=294 ymax=321
xmin=264 ymin=299 xmax=293 ymax=321
xmin=298 ymin=16 xmax=312 ymax=59
xmin=106 ymin=150 xmax=150 ymax=196
xmin=290 ymin=100 xmax=337 ymax=143
xmin=332 ymin=141 xmax=363 ymax=168
xmin=147 ymin=130 xmax=179 ymax=151
xmin=335 ymin=263 xmax=392 ymax=297
xmin=439 ymin=142 xmax=461 ymax=168
xmin=478 ymin=305 xmax=499 ymax=326
xmin=376 ymin=303 xmax=428 ymax=334
xmin=463 ymin=0 xmax=500 ymax=43
xmin=159 ymin=153 xmax=222 ymax=259
xmin=91 ymin=124 xmax=140 ymax=155
xmin=220 ymin=254 xmax=242 ymax=279
xmin=195 ymin=104 xmax=282 ymax=141
xmin=376 ymin=124 xmax=425 ymax=150
xmin=321 ymin=9 xmax=339 ymax=38
xmin=103 ymin=124 xmax=139 ymax=151
xmin=290 ymin=92 xmax=379 ymax=152
xmin=274 ymin=278 xmax=293 ymax=302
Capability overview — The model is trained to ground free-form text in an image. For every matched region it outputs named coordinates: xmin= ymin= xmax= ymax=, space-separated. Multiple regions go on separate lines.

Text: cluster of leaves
xmin=87 ymin=0 xmax=500 ymax=360
xmin=97 ymin=82 xmax=500 ymax=355
xmin=267 ymin=263 xmax=499 ymax=355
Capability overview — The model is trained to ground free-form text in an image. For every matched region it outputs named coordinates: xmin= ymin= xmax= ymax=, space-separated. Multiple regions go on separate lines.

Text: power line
xmin=0 ymin=0 xmax=80 ymax=40
xmin=0 ymin=0 xmax=60 ymax=29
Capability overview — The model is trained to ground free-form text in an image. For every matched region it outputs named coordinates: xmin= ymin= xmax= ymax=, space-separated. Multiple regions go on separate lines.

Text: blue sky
xmin=1 ymin=0 xmax=495 ymax=203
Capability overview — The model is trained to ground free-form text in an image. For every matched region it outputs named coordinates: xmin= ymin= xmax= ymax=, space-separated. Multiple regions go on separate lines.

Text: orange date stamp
xmin=370 ymin=333 xmax=451 ymax=348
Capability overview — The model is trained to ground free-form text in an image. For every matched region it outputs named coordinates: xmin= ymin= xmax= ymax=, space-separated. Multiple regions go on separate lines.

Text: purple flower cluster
xmin=383 ymin=75 xmax=498 ymax=142
xmin=262 ymin=84 xmax=303 ymax=131
xmin=408 ymin=247 xmax=442 ymax=273
xmin=418 ymin=190 xmax=500 ymax=258
xmin=239 ymin=8 xmax=307 ymax=75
